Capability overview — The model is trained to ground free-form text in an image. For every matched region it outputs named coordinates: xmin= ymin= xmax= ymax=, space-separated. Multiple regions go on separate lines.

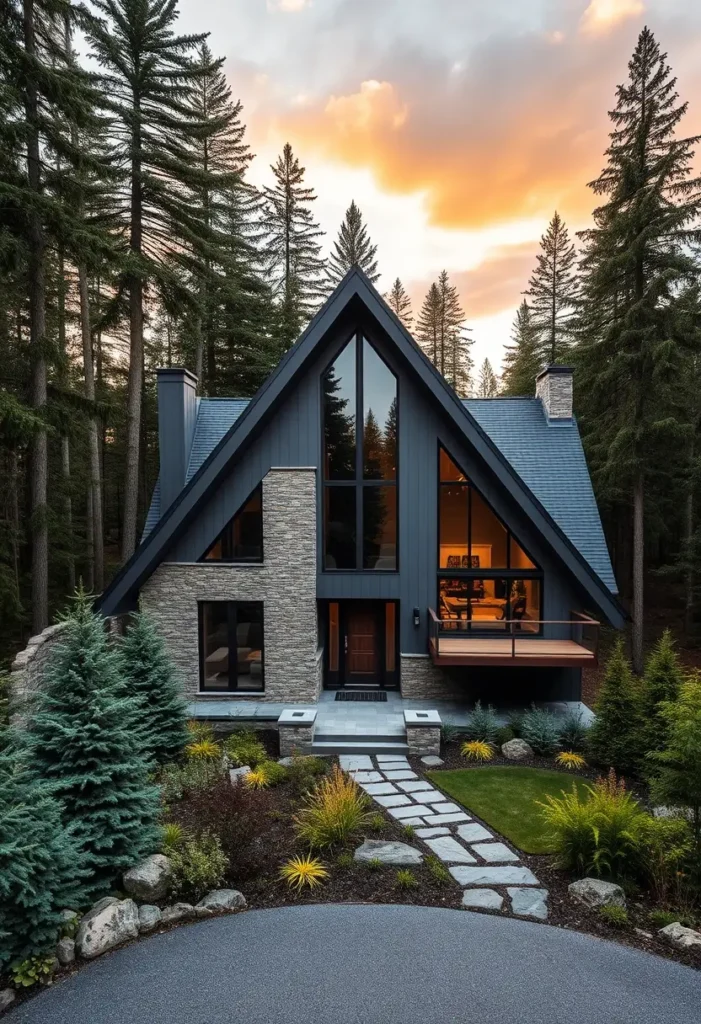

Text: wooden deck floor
xmin=430 ymin=636 xmax=596 ymax=668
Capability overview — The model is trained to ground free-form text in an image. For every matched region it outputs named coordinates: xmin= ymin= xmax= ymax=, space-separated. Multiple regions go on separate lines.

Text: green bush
xmin=464 ymin=701 xmax=499 ymax=743
xmin=648 ymin=677 xmax=701 ymax=850
xmin=587 ymin=638 xmax=645 ymax=776
xmin=158 ymin=758 xmax=226 ymax=802
xmin=169 ymin=830 xmax=228 ymax=900
xmin=224 ymin=731 xmax=268 ymax=768
xmin=424 ymin=854 xmax=452 ymax=885
xmin=633 ymin=815 xmax=693 ymax=904
xmin=366 ymin=857 xmax=384 ymax=871
xmin=395 ymin=869 xmax=418 ymax=889
xmin=255 ymin=760 xmax=288 ymax=787
xmin=494 ymin=725 xmax=515 ymax=747
xmin=294 ymin=766 xmax=372 ymax=849
xmin=336 ymin=851 xmax=354 ymax=868
xmin=10 ymin=954 xmax=57 ymax=989
xmin=520 ymin=705 xmax=561 ymax=756
xmin=640 ymin=630 xmax=685 ymax=755
xmin=598 ymin=905 xmax=629 ymax=929
xmin=285 ymin=755 xmax=328 ymax=794
xmin=648 ymin=908 xmax=686 ymax=930
xmin=401 ymin=824 xmax=417 ymax=840
xmin=369 ymin=812 xmax=386 ymax=832
xmin=559 ymin=711 xmax=589 ymax=752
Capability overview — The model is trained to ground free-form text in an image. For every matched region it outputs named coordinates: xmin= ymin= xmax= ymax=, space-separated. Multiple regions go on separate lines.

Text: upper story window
xmin=201 ymin=485 xmax=263 ymax=562
xmin=323 ymin=336 xmax=398 ymax=570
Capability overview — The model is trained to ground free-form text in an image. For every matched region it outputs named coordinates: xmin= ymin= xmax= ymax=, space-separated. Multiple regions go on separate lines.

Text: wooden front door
xmin=345 ymin=606 xmax=380 ymax=685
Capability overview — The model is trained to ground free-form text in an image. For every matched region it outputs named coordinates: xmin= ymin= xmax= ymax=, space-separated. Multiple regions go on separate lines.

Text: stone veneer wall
xmin=399 ymin=654 xmax=466 ymax=700
xmin=535 ymin=370 xmax=573 ymax=421
xmin=10 ymin=623 xmax=68 ymax=708
xmin=140 ymin=468 xmax=319 ymax=703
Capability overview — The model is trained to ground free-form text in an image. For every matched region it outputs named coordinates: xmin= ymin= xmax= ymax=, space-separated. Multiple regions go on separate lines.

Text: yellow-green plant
xmin=395 ymin=869 xmax=418 ymax=889
xmin=185 ymin=738 xmax=220 ymax=760
xmin=224 ymin=731 xmax=267 ymax=768
xmin=186 ymin=719 xmax=214 ymax=742
xmin=294 ymin=766 xmax=372 ymax=849
xmin=161 ymin=821 xmax=186 ymax=852
xmin=169 ymin=831 xmax=228 ymax=900
xmin=461 ymin=739 xmax=494 ymax=762
xmin=244 ymin=766 xmax=272 ymax=789
xmin=556 ymin=751 xmax=587 ymax=771
xmin=598 ymin=905 xmax=629 ymax=929
xmin=279 ymin=855 xmax=329 ymax=890
xmin=425 ymin=854 xmax=451 ymax=885
xmin=10 ymin=955 xmax=57 ymax=989
xmin=336 ymin=851 xmax=354 ymax=868
xmin=369 ymin=812 xmax=385 ymax=832
xmin=366 ymin=857 xmax=384 ymax=871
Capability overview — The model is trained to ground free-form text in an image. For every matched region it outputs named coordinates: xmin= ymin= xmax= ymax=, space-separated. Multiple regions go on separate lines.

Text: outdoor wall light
xmin=413 ymin=607 xmax=420 ymax=628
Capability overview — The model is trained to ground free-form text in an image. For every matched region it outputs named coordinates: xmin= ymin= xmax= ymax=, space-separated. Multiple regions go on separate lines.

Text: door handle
xmin=344 ymin=635 xmax=348 ymax=653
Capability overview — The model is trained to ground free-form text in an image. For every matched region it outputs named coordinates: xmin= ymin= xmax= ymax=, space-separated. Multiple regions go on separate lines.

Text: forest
xmin=0 ymin=5 xmax=700 ymax=677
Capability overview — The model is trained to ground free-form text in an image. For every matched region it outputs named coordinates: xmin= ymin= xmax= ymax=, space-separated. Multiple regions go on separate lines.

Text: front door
xmin=345 ymin=606 xmax=380 ymax=685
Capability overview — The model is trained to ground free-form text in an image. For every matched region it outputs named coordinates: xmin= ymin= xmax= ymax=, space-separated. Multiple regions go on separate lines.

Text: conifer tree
xmin=262 ymin=143 xmax=325 ymax=349
xmin=384 ymin=278 xmax=412 ymax=328
xmin=416 ymin=271 xmax=472 ymax=395
xmin=476 ymin=358 xmax=499 ymax=397
xmin=325 ymin=200 xmax=379 ymax=289
xmin=573 ymin=28 xmax=701 ymax=673
xmin=649 ymin=677 xmax=701 ymax=848
xmin=501 ymin=300 xmax=542 ymax=397
xmin=587 ymin=638 xmax=645 ymax=776
xmin=525 ymin=211 xmax=577 ymax=365
xmin=27 ymin=591 xmax=161 ymax=896
xmin=416 ymin=282 xmax=440 ymax=365
xmin=120 ymin=611 xmax=188 ymax=764
xmin=640 ymin=629 xmax=685 ymax=754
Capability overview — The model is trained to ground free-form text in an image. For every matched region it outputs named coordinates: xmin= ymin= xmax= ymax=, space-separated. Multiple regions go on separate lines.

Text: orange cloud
xmin=580 ymin=0 xmax=645 ymax=36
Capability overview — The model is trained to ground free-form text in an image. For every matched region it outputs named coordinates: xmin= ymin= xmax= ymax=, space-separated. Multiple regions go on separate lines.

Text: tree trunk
xmin=632 ymin=473 xmax=645 ymax=674
xmin=79 ymin=264 xmax=104 ymax=590
xmin=684 ymin=485 xmax=694 ymax=635
xmin=61 ymin=435 xmax=75 ymax=591
xmin=122 ymin=102 xmax=143 ymax=562
xmin=24 ymin=0 xmax=49 ymax=633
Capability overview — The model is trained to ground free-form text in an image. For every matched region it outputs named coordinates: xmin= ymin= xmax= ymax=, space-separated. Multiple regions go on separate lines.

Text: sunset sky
xmin=179 ymin=0 xmax=701 ymax=373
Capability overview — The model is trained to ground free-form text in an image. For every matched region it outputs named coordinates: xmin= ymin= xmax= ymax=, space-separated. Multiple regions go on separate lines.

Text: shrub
xmin=520 ymin=705 xmax=561 ymax=756
xmin=640 ymin=630 xmax=685 ymax=755
xmin=187 ymin=720 xmax=214 ymax=743
xmin=587 ymin=638 xmax=645 ymax=776
xmin=295 ymin=766 xmax=372 ymax=849
xmin=507 ymin=711 xmax=524 ymax=737
xmin=279 ymin=855 xmax=329 ymax=890
xmin=10 ymin=954 xmax=57 ymax=989
xmin=158 ymin=758 xmax=226 ymax=802
xmin=464 ymin=701 xmax=499 ymax=743
xmin=494 ymin=725 xmax=515 ymax=747
xmin=161 ymin=822 xmax=185 ymax=852
xmin=648 ymin=678 xmax=701 ymax=850
xmin=556 ymin=751 xmax=587 ymax=771
xmin=441 ymin=724 xmax=460 ymax=745
xmin=369 ymin=812 xmax=386 ymax=832
xmin=461 ymin=739 xmax=494 ymax=762
xmin=425 ymin=854 xmax=452 ymax=885
xmin=648 ymin=909 xmax=690 ymax=930
xmin=243 ymin=767 xmax=271 ymax=789
xmin=401 ymin=824 xmax=417 ymax=840
xmin=336 ymin=851 xmax=354 ymax=868
xmin=598 ymin=905 xmax=629 ymax=929
xmin=559 ymin=711 xmax=589 ymax=752
xmin=395 ymin=869 xmax=418 ymax=889
xmin=185 ymin=739 xmax=221 ymax=761
xmin=169 ymin=831 xmax=228 ymax=900
xmin=259 ymin=760 xmax=288 ymax=786
xmin=633 ymin=813 xmax=693 ymax=904
xmin=285 ymin=755 xmax=328 ymax=795
xmin=366 ymin=857 xmax=384 ymax=871
xmin=224 ymin=731 xmax=267 ymax=768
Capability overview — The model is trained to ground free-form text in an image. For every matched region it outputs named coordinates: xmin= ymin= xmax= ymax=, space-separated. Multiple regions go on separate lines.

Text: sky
xmin=177 ymin=0 xmax=701 ymax=376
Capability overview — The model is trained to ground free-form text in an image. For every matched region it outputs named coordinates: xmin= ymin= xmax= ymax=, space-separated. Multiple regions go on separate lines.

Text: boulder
xmin=229 ymin=765 xmax=251 ymax=786
xmin=123 ymin=854 xmax=173 ymax=902
xmin=421 ymin=755 xmax=445 ymax=767
xmin=195 ymin=889 xmax=247 ymax=916
xmin=75 ymin=898 xmax=139 ymax=959
xmin=56 ymin=937 xmax=75 ymax=966
xmin=353 ymin=840 xmax=423 ymax=866
xmin=568 ymin=877 xmax=626 ymax=909
xmin=659 ymin=922 xmax=701 ymax=952
xmin=160 ymin=903 xmax=195 ymax=925
xmin=501 ymin=738 xmax=533 ymax=760
xmin=277 ymin=757 xmax=295 ymax=767
xmin=138 ymin=905 xmax=162 ymax=934
xmin=652 ymin=805 xmax=693 ymax=822
xmin=0 ymin=989 xmax=16 ymax=1013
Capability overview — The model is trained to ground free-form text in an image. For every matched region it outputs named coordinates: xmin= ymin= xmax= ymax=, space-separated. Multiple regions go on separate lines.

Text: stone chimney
xmin=157 ymin=367 xmax=198 ymax=513
xmin=536 ymin=366 xmax=573 ymax=422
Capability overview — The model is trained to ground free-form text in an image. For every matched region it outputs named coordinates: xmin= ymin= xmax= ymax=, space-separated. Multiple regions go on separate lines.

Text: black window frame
xmin=199 ymin=484 xmax=263 ymax=564
xmin=198 ymin=600 xmax=265 ymax=693
xmin=436 ymin=443 xmax=543 ymax=632
xmin=322 ymin=333 xmax=399 ymax=572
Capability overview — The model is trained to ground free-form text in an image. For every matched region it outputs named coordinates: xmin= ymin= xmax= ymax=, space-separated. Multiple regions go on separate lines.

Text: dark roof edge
xmin=536 ymin=365 xmax=574 ymax=379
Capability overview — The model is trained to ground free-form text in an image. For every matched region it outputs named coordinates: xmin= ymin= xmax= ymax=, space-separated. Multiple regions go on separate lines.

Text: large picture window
xmin=323 ymin=336 xmax=398 ymax=570
xmin=438 ymin=447 xmax=542 ymax=631
xmin=200 ymin=486 xmax=263 ymax=563
xmin=199 ymin=602 xmax=264 ymax=692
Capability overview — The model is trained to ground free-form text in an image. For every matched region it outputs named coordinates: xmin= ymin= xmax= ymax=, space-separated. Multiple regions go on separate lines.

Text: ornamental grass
xmin=294 ymin=765 xmax=372 ymax=849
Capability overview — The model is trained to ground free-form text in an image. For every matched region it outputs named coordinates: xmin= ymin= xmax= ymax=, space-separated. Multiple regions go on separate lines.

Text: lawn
xmin=427 ymin=767 xmax=591 ymax=854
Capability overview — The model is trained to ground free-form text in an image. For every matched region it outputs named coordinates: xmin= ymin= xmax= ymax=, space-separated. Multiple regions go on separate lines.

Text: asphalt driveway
xmin=10 ymin=904 xmax=698 ymax=1024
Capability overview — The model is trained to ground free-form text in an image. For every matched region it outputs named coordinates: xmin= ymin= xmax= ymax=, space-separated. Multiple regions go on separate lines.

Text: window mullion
xmin=356 ymin=333 xmax=363 ymax=569
xmin=229 ymin=603 xmax=237 ymax=691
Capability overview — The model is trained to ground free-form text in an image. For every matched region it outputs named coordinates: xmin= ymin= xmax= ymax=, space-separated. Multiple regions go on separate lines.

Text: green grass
xmin=427 ymin=767 xmax=591 ymax=854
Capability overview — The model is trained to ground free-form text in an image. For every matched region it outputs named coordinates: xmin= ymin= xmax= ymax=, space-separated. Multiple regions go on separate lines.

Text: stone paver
xmin=508 ymin=888 xmax=549 ymax=921
xmin=421 ymin=755 xmax=444 ymax=767
xmin=397 ymin=780 xmax=434 ymax=793
xmin=456 ymin=823 xmax=493 ymax=843
xmin=423 ymin=793 xmax=448 ymax=803
xmin=352 ymin=771 xmax=384 ymax=784
xmin=361 ymin=782 xmax=398 ymax=796
xmin=339 ymin=755 xmax=373 ymax=771
xmin=378 ymin=761 xmax=410 ymax=770
xmin=471 ymin=842 xmax=520 ymax=864
xmin=415 ymin=827 xmax=451 ymax=838
xmin=383 ymin=770 xmax=418 ymax=781
xmin=424 ymin=836 xmax=476 ymax=864
xmin=376 ymin=755 xmax=409 ymax=764
xmin=461 ymin=889 xmax=504 ymax=911
xmin=399 ymin=816 xmax=426 ymax=826
xmin=388 ymin=804 xmax=434 ymax=819
xmin=422 ymin=811 xmax=471 ymax=826
xmin=449 ymin=865 xmax=540 ymax=887
xmin=427 ymin=801 xmax=461 ymax=815
xmin=374 ymin=794 xmax=412 ymax=808
xmin=354 ymin=840 xmax=422 ymax=866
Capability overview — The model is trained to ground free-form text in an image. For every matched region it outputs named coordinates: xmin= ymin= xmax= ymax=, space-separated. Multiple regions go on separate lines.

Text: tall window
xmin=199 ymin=602 xmax=264 ymax=692
xmin=323 ymin=336 xmax=398 ymax=570
xmin=438 ymin=447 xmax=542 ymax=630
xmin=200 ymin=486 xmax=263 ymax=562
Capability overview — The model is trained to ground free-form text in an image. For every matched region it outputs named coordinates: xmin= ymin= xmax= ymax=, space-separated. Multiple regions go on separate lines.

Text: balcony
xmin=427 ymin=609 xmax=599 ymax=668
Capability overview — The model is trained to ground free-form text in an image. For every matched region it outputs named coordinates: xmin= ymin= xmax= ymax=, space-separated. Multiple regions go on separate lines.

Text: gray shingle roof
xmin=142 ymin=393 xmax=616 ymax=595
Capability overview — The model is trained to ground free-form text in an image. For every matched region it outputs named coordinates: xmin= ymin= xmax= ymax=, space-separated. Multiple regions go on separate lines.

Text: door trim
xmin=322 ymin=600 xmax=399 ymax=690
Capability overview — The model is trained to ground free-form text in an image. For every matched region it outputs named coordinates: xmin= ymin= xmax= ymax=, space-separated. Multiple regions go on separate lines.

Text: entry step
xmin=311 ymin=738 xmax=409 ymax=755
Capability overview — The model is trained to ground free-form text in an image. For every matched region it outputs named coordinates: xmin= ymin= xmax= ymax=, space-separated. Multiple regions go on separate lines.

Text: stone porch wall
xmin=10 ymin=623 xmax=68 ymax=709
xmin=140 ymin=468 xmax=320 ymax=703
xmin=399 ymin=654 xmax=466 ymax=700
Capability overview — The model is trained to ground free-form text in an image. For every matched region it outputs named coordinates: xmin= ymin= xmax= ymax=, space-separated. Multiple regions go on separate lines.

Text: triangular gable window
xmin=201 ymin=485 xmax=263 ymax=562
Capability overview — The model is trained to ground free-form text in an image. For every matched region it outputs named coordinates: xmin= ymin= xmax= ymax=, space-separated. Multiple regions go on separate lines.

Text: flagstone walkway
xmin=339 ymin=753 xmax=548 ymax=920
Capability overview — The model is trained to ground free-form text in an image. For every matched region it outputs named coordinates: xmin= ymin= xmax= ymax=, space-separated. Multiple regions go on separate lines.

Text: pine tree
xmin=325 ymin=200 xmax=379 ymax=289
xmin=262 ymin=143 xmax=325 ymax=349
xmin=525 ymin=211 xmax=578 ymax=365
xmin=0 ymin=734 xmax=89 ymax=965
xmin=587 ymin=638 xmax=645 ymax=776
xmin=476 ymin=358 xmax=499 ymax=397
xmin=384 ymin=278 xmax=412 ymax=328
xmin=416 ymin=271 xmax=473 ymax=395
xmin=120 ymin=612 xmax=188 ymax=764
xmin=649 ymin=677 xmax=701 ymax=848
xmin=573 ymin=28 xmax=701 ymax=673
xmin=27 ymin=591 xmax=161 ymax=896
xmin=501 ymin=300 xmax=543 ymax=397
xmin=640 ymin=629 xmax=685 ymax=754
xmin=416 ymin=282 xmax=440 ymax=365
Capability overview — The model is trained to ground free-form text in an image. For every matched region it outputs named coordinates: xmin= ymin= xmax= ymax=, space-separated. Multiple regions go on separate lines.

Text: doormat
xmin=335 ymin=691 xmax=388 ymax=702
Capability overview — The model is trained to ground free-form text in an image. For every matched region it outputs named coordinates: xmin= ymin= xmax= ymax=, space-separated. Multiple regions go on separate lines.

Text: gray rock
xmin=508 ymin=887 xmax=549 ymax=920
xmin=652 ymin=805 xmax=693 ymax=821
xmin=160 ymin=902 xmax=195 ymax=924
xmin=421 ymin=755 xmax=445 ymax=767
xmin=59 ymin=908 xmax=80 ymax=937
xmin=138 ymin=905 xmax=162 ymax=933
xmin=76 ymin=898 xmax=139 ymax=959
xmin=91 ymin=896 xmax=119 ymax=913
xmin=123 ymin=854 xmax=173 ymax=902
xmin=229 ymin=765 xmax=251 ymax=785
xmin=195 ymin=889 xmax=247 ymax=916
xmin=56 ymin=937 xmax=75 ymax=965
xmin=659 ymin=922 xmax=701 ymax=951
xmin=449 ymin=865 xmax=540 ymax=886
xmin=461 ymin=889 xmax=504 ymax=911
xmin=354 ymin=840 xmax=423 ymax=866
xmin=568 ymin=877 xmax=626 ymax=909
xmin=277 ymin=757 xmax=295 ymax=767
xmin=501 ymin=738 xmax=534 ymax=760
xmin=0 ymin=989 xmax=16 ymax=1013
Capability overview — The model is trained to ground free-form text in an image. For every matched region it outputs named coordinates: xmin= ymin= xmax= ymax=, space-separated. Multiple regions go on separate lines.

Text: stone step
xmin=311 ymin=739 xmax=410 ymax=755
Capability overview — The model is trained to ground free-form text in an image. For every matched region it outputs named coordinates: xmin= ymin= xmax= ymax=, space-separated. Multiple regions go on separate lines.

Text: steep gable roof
xmin=99 ymin=267 xmax=623 ymax=625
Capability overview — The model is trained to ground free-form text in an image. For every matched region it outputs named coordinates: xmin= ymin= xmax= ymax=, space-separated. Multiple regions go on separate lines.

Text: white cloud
xmin=580 ymin=0 xmax=645 ymax=36
xmin=268 ymin=0 xmax=311 ymax=11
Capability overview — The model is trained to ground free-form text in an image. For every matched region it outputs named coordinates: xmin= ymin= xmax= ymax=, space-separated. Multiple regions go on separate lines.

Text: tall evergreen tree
xmin=501 ymin=300 xmax=541 ymax=396
xmin=573 ymin=27 xmax=701 ymax=673
xmin=587 ymin=637 xmax=645 ymax=775
xmin=649 ymin=677 xmax=701 ymax=849
xmin=416 ymin=271 xmax=472 ymax=395
xmin=262 ymin=142 xmax=325 ymax=349
xmin=476 ymin=358 xmax=499 ymax=397
xmin=325 ymin=200 xmax=379 ymax=289
xmin=525 ymin=211 xmax=578 ymax=365
xmin=416 ymin=282 xmax=440 ymax=365
xmin=640 ymin=629 xmax=685 ymax=754
xmin=384 ymin=277 xmax=412 ymax=328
